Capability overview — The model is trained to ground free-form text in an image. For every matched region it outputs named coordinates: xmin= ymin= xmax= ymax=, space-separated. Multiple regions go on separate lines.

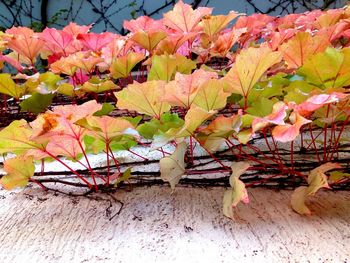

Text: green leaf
xmin=137 ymin=113 xmax=184 ymax=139
xmin=20 ymin=93 xmax=55 ymax=114
xmin=246 ymin=97 xmax=274 ymax=117
xmin=0 ymin=156 xmax=35 ymax=190
xmin=298 ymin=47 xmax=350 ymax=89
xmin=0 ymin=73 xmax=26 ymax=99
xmin=93 ymin=103 xmax=115 ymax=116
xmin=0 ymin=120 xmax=39 ymax=154
xmin=114 ymin=167 xmax=132 ymax=187
xmin=329 ymin=171 xmax=350 ymax=182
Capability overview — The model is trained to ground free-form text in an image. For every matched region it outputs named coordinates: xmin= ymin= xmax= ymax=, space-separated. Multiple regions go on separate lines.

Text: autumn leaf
xmin=50 ymin=56 xmax=77 ymax=76
xmin=291 ymin=163 xmax=340 ymax=215
xmin=110 ymin=52 xmax=145 ymax=79
xmin=164 ymin=69 xmax=218 ymax=109
xmin=290 ymin=92 xmax=349 ymax=116
xmin=152 ymin=106 xmax=216 ymax=148
xmin=223 ymin=162 xmax=250 ymax=219
xmin=193 ymin=79 xmax=231 ymax=111
xmin=77 ymin=32 xmax=117 ymax=52
xmin=0 ymin=120 xmax=38 ymax=154
xmin=39 ymin=28 xmax=75 ymax=56
xmin=5 ymin=27 xmax=44 ymax=64
xmin=223 ymin=46 xmax=282 ymax=97
xmin=0 ymin=156 xmax=35 ymax=190
xmin=66 ymin=51 xmax=103 ymax=73
xmin=115 ymin=80 xmax=170 ymax=118
xmin=19 ymin=93 xmax=55 ymax=114
xmin=197 ymin=114 xmax=242 ymax=152
xmin=297 ymin=48 xmax=350 ymax=89
xmin=147 ymin=54 xmax=196 ymax=82
xmin=123 ymin=16 xmax=165 ymax=33
xmin=130 ymin=30 xmax=167 ymax=52
xmin=201 ymin=11 xmax=241 ymax=38
xmin=156 ymin=33 xmax=196 ymax=55
xmin=210 ymin=28 xmax=246 ymax=57
xmin=82 ymin=115 xmax=135 ymax=142
xmin=81 ymin=77 xmax=117 ymax=93
xmin=272 ymin=112 xmax=311 ymax=143
xmin=163 ymin=0 xmax=212 ymax=33
xmin=0 ymin=73 xmax=26 ymax=99
xmin=280 ymin=32 xmax=330 ymax=69
xmin=252 ymin=101 xmax=288 ymax=133
xmin=45 ymin=134 xmax=83 ymax=160
xmin=160 ymin=141 xmax=187 ymax=190
xmin=63 ymin=22 xmax=91 ymax=36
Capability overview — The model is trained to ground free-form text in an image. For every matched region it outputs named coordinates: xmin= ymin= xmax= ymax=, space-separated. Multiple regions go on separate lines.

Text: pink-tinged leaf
xmin=115 ymin=81 xmax=170 ymax=118
xmin=124 ymin=16 xmax=165 ymax=32
xmin=39 ymin=28 xmax=75 ymax=56
xmin=290 ymin=92 xmax=349 ymax=116
xmin=268 ymin=29 xmax=296 ymax=51
xmin=252 ymin=101 xmax=288 ymax=133
xmin=63 ymin=22 xmax=92 ymax=36
xmin=223 ymin=162 xmax=250 ymax=219
xmin=233 ymin=14 xmax=275 ymax=46
xmin=5 ymin=27 xmax=45 ymax=64
xmin=50 ymin=56 xmax=77 ymax=75
xmin=30 ymin=100 xmax=102 ymax=141
xmin=0 ymin=54 xmax=24 ymax=71
xmin=0 ymin=156 xmax=35 ymax=190
xmin=210 ymin=28 xmax=246 ymax=57
xmin=45 ymin=134 xmax=83 ymax=159
xmin=272 ymin=112 xmax=312 ymax=143
xmin=223 ymin=46 xmax=282 ymax=97
xmin=164 ymin=69 xmax=218 ymax=109
xmin=156 ymin=32 xmax=196 ymax=55
xmin=160 ymin=141 xmax=187 ymax=190
xmin=98 ymin=39 xmax=129 ymax=72
xmin=163 ymin=0 xmax=212 ymax=33
xmin=53 ymin=100 xmax=102 ymax=123
xmin=77 ymin=32 xmax=117 ymax=52
xmin=280 ymin=32 xmax=330 ymax=69
xmin=66 ymin=51 xmax=103 ymax=73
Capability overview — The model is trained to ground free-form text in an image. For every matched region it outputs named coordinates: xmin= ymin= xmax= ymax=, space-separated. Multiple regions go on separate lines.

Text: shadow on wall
xmin=0 ymin=0 xmax=347 ymax=32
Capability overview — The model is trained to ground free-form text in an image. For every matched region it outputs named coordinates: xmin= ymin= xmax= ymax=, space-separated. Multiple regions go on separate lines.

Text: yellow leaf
xmin=193 ymin=79 xmax=231 ymax=111
xmin=110 ymin=52 xmax=145 ymax=79
xmin=0 ymin=156 xmax=35 ymax=190
xmin=115 ymin=80 xmax=170 ymax=118
xmin=0 ymin=73 xmax=26 ymax=99
xmin=223 ymin=46 xmax=282 ymax=97
xmin=160 ymin=141 xmax=187 ymax=190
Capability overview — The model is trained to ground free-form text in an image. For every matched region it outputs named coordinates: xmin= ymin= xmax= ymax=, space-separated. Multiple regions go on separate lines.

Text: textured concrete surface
xmin=0 ymin=186 xmax=349 ymax=263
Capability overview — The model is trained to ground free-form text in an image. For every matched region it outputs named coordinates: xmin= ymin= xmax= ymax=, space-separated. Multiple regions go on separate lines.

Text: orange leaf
xmin=280 ymin=32 xmax=330 ymax=69
xmin=5 ymin=27 xmax=44 ymax=64
xmin=272 ymin=112 xmax=311 ymax=143
xmin=164 ymin=69 xmax=218 ymax=109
